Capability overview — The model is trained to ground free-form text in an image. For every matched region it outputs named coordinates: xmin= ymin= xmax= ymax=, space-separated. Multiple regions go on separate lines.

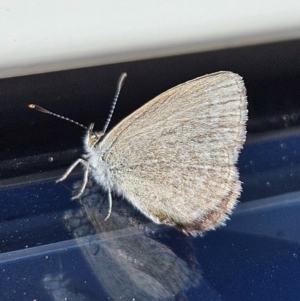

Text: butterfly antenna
xmin=102 ymin=72 xmax=127 ymax=134
xmin=28 ymin=104 xmax=88 ymax=130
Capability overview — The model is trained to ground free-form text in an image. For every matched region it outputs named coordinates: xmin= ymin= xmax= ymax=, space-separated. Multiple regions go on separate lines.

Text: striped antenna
xmin=102 ymin=72 xmax=127 ymax=134
xmin=28 ymin=73 xmax=127 ymax=133
xmin=28 ymin=104 xmax=88 ymax=130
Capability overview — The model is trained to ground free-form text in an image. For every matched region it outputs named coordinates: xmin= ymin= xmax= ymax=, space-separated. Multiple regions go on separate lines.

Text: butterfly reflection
xmin=44 ymin=178 xmax=201 ymax=300
xmin=43 ymin=273 xmax=94 ymax=301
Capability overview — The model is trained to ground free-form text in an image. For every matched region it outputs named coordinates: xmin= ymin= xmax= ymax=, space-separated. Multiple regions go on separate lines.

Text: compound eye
xmin=88 ymin=131 xmax=104 ymax=148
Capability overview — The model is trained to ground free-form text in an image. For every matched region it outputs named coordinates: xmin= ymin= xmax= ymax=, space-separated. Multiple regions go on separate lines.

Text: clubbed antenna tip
xmin=28 ymin=104 xmax=51 ymax=114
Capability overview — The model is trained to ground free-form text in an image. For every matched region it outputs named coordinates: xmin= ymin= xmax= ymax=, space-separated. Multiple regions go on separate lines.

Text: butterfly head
xmin=85 ymin=123 xmax=105 ymax=149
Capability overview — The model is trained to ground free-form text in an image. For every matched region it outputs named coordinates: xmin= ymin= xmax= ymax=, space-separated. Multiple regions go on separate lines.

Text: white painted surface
xmin=1 ymin=0 xmax=300 ymax=78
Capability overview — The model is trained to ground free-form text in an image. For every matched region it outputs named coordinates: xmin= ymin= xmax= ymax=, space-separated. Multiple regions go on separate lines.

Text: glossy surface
xmin=1 ymin=130 xmax=300 ymax=300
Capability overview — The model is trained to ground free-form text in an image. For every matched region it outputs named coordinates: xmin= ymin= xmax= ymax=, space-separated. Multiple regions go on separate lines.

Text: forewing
xmin=101 ymin=71 xmax=247 ymax=234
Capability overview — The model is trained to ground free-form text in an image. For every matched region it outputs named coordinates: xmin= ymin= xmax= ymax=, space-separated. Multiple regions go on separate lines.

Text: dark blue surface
xmin=1 ymin=130 xmax=300 ymax=300
xmin=195 ymin=229 xmax=300 ymax=301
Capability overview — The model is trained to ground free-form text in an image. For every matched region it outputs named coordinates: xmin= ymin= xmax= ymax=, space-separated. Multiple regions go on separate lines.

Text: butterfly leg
xmin=56 ymin=158 xmax=90 ymax=199
xmin=57 ymin=158 xmax=88 ymax=182
xmin=71 ymin=164 xmax=89 ymax=200
xmin=104 ymin=187 xmax=112 ymax=221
